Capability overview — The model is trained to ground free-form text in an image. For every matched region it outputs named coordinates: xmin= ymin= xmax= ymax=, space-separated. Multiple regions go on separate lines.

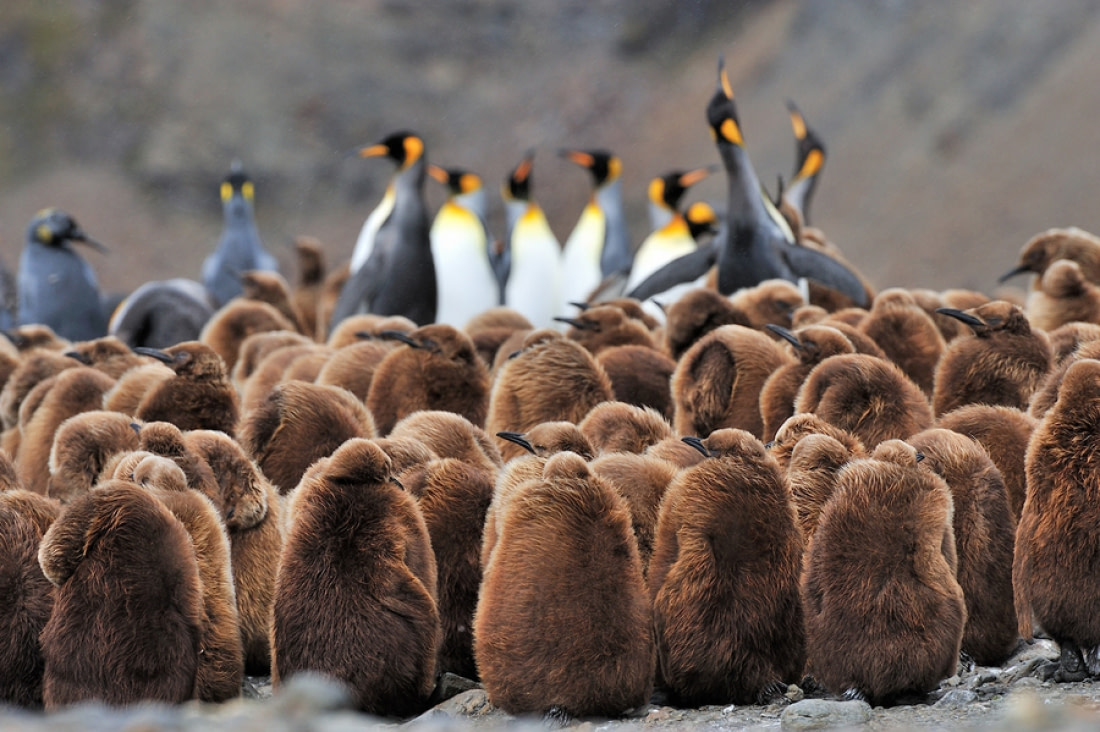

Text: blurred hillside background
xmin=1 ymin=0 xmax=1098 ymax=299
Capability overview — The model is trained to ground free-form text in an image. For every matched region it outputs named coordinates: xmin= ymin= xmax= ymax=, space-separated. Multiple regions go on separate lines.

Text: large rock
xmin=781 ymin=699 xmax=872 ymax=730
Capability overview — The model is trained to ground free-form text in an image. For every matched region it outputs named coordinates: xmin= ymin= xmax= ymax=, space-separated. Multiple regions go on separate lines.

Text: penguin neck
xmin=648 ymin=200 xmax=675 ymax=233
xmin=455 ymin=187 xmax=489 ymax=223
xmin=719 ymin=142 xmax=771 ymax=228
xmin=595 ymin=177 xmax=631 ymax=276
xmin=503 ymin=198 xmax=528 ymax=242
xmin=785 ymin=176 xmax=815 ymax=224
xmin=392 ymin=157 xmax=428 ymax=221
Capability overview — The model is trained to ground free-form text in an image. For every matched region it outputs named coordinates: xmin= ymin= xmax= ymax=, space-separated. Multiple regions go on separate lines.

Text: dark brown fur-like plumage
xmin=559 ymin=304 xmax=656 ymax=355
xmin=239 ymin=343 xmax=332 ymax=413
xmin=729 ymin=279 xmax=804 ymax=331
xmin=367 ymin=324 xmax=490 ymax=436
xmin=0 ymin=450 xmax=21 ymax=491
xmin=1028 ymin=340 xmax=1100 ymax=421
xmin=474 ymin=452 xmax=654 ymax=717
xmin=486 ymin=330 xmax=613 ymax=462
xmin=1047 ymin=321 xmax=1100 ymax=365
xmin=314 ymin=339 xmax=394 ymax=402
xmin=184 ymin=429 xmax=284 ymax=675
xmin=579 ymin=401 xmax=673 ymax=456
xmin=672 ymin=324 xmax=790 ymax=440
xmin=794 ymin=353 xmax=933 ymax=448
xmin=648 ymin=429 xmax=804 ymax=705
xmin=591 ymin=451 xmax=677 ymax=578
xmin=389 ymin=410 xmax=502 ymax=474
xmin=102 ymin=362 xmax=174 ymax=415
xmin=909 ymin=428 xmax=1017 ymax=666
xmin=133 ymin=341 xmax=240 ymax=435
xmin=68 ymin=335 xmax=151 ymax=379
xmin=315 ymin=261 xmax=350 ymax=343
xmin=645 ymin=435 xmax=707 ymax=470
xmin=326 ymin=313 xmax=416 ymax=350
xmin=38 ymin=481 xmax=203 ymax=708
xmin=237 ymin=380 xmax=375 ymax=494
xmin=17 ymin=367 xmax=116 ymax=494
xmin=662 ymin=288 xmax=751 ymax=362
xmin=759 ymin=325 xmax=856 ymax=442
xmin=1006 ymin=227 xmax=1100 ymax=289
xmin=46 ymin=410 xmax=140 ymax=503
xmin=1014 ymin=359 xmax=1100 ymax=672
xmin=272 ymin=439 xmax=440 ymax=716
xmin=932 ymin=301 xmax=1052 ymax=416
xmin=240 ymin=270 xmax=306 ymax=334
xmin=131 ymin=421 xmax=222 ymax=506
xmin=785 ymin=433 xmax=856 ymax=542
xmin=937 ymin=404 xmax=1036 ymax=520
xmin=200 ymin=299 xmax=297 ymax=375
xmin=596 ymin=344 xmax=676 ymax=419
xmin=0 ymin=490 xmax=60 ymax=708
xmin=768 ymin=412 xmax=867 ymax=473
xmin=801 ymin=440 xmax=965 ymax=704
xmin=1027 ymin=258 xmax=1100 ymax=332
xmin=231 ymin=330 xmax=313 ymax=392
xmin=860 ymin=289 xmax=946 ymax=396
xmin=0 ymin=349 xmax=77 ymax=430
xmin=291 ymin=235 xmax=326 ymax=341
xmin=129 ymin=455 xmax=243 ymax=702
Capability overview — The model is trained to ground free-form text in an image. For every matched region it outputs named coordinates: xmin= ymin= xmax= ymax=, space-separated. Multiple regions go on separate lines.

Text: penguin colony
xmin=4 ymin=53 xmax=1100 ymax=721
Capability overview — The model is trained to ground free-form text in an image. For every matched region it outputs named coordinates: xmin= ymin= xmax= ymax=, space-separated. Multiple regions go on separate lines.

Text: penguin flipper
xmin=626 ymin=245 xmax=718 ymax=302
xmin=329 ymin=250 xmax=386 ymax=329
xmin=778 ymin=242 xmax=870 ymax=308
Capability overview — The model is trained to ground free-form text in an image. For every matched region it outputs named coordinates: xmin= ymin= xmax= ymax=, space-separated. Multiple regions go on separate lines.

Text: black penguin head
xmin=786 ymin=100 xmax=826 ymax=183
xmin=685 ymin=202 xmax=719 ymax=240
xmin=559 ymin=148 xmax=622 ymax=186
xmin=358 ymin=131 xmax=425 ymax=169
xmin=706 ymin=55 xmax=744 ymax=147
xmin=649 ymin=166 xmax=718 ymax=210
xmin=26 ymin=208 xmax=107 ymax=253
xmin=504 ymin=149 xmax=536 ymax=202
xmin=221 ymin=160 xmax=255 ymax=205
xmin=428 ymin=164 xmax=482 ymax=196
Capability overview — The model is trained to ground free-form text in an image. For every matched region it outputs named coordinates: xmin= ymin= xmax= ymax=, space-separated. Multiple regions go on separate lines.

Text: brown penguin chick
xmin=128 ymin=454 xmax=243 ymax=702
xmin=279 ymin=345 xmax=330 ymax=383
xmin=1026 ymin=258 xmax=1100 ymax=332
xmin=130 ymin=420 xmax=223 ymax=507
xmin=648 ymin=429 xmax=804 ymax=706
xmin=590 ymin=451 xmax=677 ymax=578
xmin=231 ymin=330 xmax=313 ymax=392
xmin=389 ymin=410 xmax=503 ymax=474
xmin=0 ymin=449 xmax=21 ymax=491
xmin=469 ymin=327 xmax=523 ymax=372
xmin=239 ymin=343 xmax=331 ymax=414
xmin=555 ymin=304 xmax=657 ymax=355
xmin=66 ymin=335 xmax=151 ymax=379
xmin=578 ymin=401 xmax=672 ymax=455
xmin=0 ymin=348 xmax=17 ymax=397
xmin=0 ymin=349 xmax=78 ymax=430
xmin=38 ymin=480 xmax=203 ymax=709
xmin=183 ymin=429 xmax=284 ymax=675
xmin=402 ymin=456 xmax=495 ymax=680
xmin=937 ymin=404 xmax=1036 ymax=519
xmin=801 ymin=440 xmax=965 ymax=704
xmin=759 ymin=324 xmax=857 ymax=442
xmin=372 ymin=436 xmax=438 ymax=479
xmin=46 ymin=410 xmax=140 ymax=503
xmin=272 ymin=438 xmax=440 ymax=716
xmin=237 ymin=380 xmax=375 ymax=494
xmin=671 ymin=324 xmax=791 ymax=440
xmin=1001 ymin=226 xmax=1100 ymax=289
xmin=291 ymin=235 xmax=326 ymax=342
xmin=1028 ymin=339 xmax=1100 ymax=421
xmin=786 ymin=433 xmax=857 ymax=542
xmin=662 ymin=288 xmax=752 ymax=362
xmin=645 ymin=435 xmax=707 ymax=469
xmin=488 ymin=327 xmax=534 ymax=374
xmin=314 ymin=339 xmax=394 ymax=403
xmin=729 ymin=278 xmax=804 ymax=331
xmin=768 ymin=412 xmax=868 ymax=473
xmin=200 ymin=299 xmax=297 ymax=374
xmin=2 ymin=324 xmax=69 ymax=354
xmin=464 ymin=306 xmax=535 ymax=337
xmin=366 ymin=324 xmax=491 ymax=436
xmin=794 ymin=353 xmax=934 ymax=448
xmin=133 ymin=341 xmax=240 ymax=435
xmin=576 ymin=297 xmax=662 ymax=332
xmin=486 ymin=329 xmax=614 ymax=462
xmin=932 ymin=301 xmax=1052 ymax=417
xmin=1046 ymin=321 xmax=1100 ymax=365
xmin=101 ymin=361 xmax=174 ymax=416
xmin=240 ymin=269 xmax=306 ymax=335
xmin=942 ymin=288 xmax=993 ymax=311
xmin=596 ymin=344 xmax=677 ymax=419
xmin=0 ymin=490 xmax=60 ymax=708
xmin=16 ymin=367 xmax=116 ymax=495
xmin=474 ymin=452 xmax=654 ymax=717
xmin=910 ymin=289 xmax=969 ymax=343
xmin=1013 ymin=358 xmax=1100 ymax=680
xmin=908 ymin=428 xmax=1017 ymax=667
xmin=326 ymin=313 xmax=416 ymax=350
xmin=315 ymin=260 xmax=349 ymax=343
xmin=859 ymin=288 xmax=946 ymax=396
xmin=791 ymin=304 xmax=827 ymax=327
xmin=822 ymin=307 xmax=870 ymax=329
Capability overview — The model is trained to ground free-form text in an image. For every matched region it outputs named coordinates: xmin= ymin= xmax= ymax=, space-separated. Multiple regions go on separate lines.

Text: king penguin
xmin=17 ymin=208 xmax=108 ymax=343
xmin=500 ymin=150 xmax=563 ymax=329
xmin=783 ymin=100 xmax=826 ymax=227
xmin=427 ymin=164 xmax=500 ymax=327
xmin=559 ymin=148 xmax=631 ymax=307
xmin=330 ymin=131 xmax=436 ymax=329
xmin=202 ymin=161 xmax=279 ymax=308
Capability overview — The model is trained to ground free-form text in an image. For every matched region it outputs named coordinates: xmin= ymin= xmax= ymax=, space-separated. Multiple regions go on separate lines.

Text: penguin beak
xmin=569 ymin=301 xmax=591 ymax=312
xmin=356 ymin=143 xmax=390 ymax=159
xmin=935 ymin=308 xmax=984 ymax=330
xmin=678 ymin=165 xmax=718 ymax=188
xmin=553 ymin=317 xmax=598 ymax=332
xmin=682 ymin=436 xmax=713 ymax=458
xmin=496 ymin=431 xmax=536 ymax=455
xmin=787 ymin=99 xmax=808 ymax=140
xmin=130 ymin=422 xmax=143 ymax=435
xmin=64 ymin=350 xmax=92 ymax=365
xmin=69 ymin=230 xmax=109 ymax=254
xmin=377 ymin=330 xmax=423 ymax=348
xmin=997 ymin=264 xmax=1032 ymax=283
xmin=765 ymin=324 xmax=804 ymax=349
xmin=427 ymin=164 xmax=450 ymax=185
xmin=915 ymin=451 xmax=926 ymax=463
xmin=133 ymin=346 xmax=176 ymax=364
xmin=559 ymin=149 xmax=595 ymax=169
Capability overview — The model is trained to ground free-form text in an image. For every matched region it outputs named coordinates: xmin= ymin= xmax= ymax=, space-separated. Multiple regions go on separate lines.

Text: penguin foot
xmin=799 ymin=675 xmax=828 ymax=697
xmin=543 ymin=705 xmax=573 ymax=728
xmin=841 ymin=687 xmax=868 ymax=703
xmin=1085 ymin=645 xmax=1100 ymax=677
xmin=756 ymin=680 xmax=788 ymax=705
xmin=1055 ymin=642 xmax=1087 ymax=683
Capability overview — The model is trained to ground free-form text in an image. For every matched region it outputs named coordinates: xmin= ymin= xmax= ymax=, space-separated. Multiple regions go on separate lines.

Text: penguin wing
xmin=625 ymin=244 xmax=718 ymax=302
xmin=777 ymin=242 xmax=870 ymax=308
xmin=328 ymin=248 xmax=387 ymax=329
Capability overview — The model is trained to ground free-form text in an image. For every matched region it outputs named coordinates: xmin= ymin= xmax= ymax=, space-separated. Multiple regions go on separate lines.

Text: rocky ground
xmin=4 ymin=639 xmax=1100 ymax=731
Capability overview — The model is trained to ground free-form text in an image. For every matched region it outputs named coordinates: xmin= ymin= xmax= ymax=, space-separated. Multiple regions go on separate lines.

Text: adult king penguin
xmin=17 ymin=208 xmax=108 ymax=343
xmin=330 ymin=131 xmax=436 ymax=329
xmin=427 ymin=164 xmax=499 ymax=327
xmin=202 ymin=161 xmax=279 ymax=308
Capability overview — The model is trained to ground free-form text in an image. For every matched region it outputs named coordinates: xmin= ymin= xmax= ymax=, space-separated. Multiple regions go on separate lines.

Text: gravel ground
xmin=4 ymin=638 xmax=1100 ymax=731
